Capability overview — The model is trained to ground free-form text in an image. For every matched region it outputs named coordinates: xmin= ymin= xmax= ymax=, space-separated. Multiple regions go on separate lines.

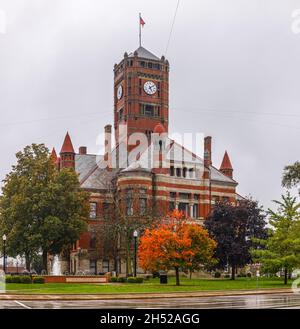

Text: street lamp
xmin=2 ymin=234 xmax=7 ymax=274
xmin=133 ymin=230 xmax=138 ymax=277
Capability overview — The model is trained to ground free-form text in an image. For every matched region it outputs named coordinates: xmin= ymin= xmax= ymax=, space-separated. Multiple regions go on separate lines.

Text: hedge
xmin=32 ymin=276 xmax=45 ymax=284
xmin=127 ymin=277 xmax=144 ymax=283
xmin=110 ymin=277 xmax=144 ymax=283
xmin=110 ymin=277 xmax=118 ymax=283
xmin=5 ymin=275 xmax=31 ymax=283
xmin=117 ymin=277 xmax=127 ymax=283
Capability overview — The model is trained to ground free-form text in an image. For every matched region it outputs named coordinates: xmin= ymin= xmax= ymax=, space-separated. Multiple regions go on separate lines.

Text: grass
xmin=4 ymin=277 xmax=293 ymax=295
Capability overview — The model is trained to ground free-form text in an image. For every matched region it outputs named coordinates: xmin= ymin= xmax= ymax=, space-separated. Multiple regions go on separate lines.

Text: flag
xmin=140 ymin=16 xmax=145 ymax=27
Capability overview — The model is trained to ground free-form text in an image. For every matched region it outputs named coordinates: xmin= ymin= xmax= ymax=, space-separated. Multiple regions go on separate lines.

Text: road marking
xmin=14 ymin=300 xmax=31 ymax=309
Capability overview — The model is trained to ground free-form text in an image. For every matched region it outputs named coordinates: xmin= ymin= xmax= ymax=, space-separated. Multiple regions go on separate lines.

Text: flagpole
xmin=139 ymin=13 xmax=141 ymax=47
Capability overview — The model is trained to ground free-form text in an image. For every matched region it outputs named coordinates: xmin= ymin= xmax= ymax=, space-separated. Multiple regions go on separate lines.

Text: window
xmin=170 ymin=166 xmax=175 ymax=176
xmin=102 ymin=260 xmax=109 ymax=273
xmin=194 ymin=194 xmax=200 ymax=201
xmin=90 ymin=260 xmax=97 ymax=275
xmin=213 ymin=195 xmax=220 ymax=203
xmin=176 ymin=168 xmax=181 ymax=177
xmin=179 ymin=193 xmax=189 ymax=200
xmin=189 ymin=168 xmax=194 ymax=178
xmin=193 ymin=204 xmax=198 ymax=218
xmin=139 ymin=198 xmax=147 ymax=215
xmin=154 ymin=106 xmax=160 ymax=117
xmin=90 ymin=233 xmax=96 ymax=249
xmin=170 ymin=192 xmax=176 ymax=198
xmin=169 ymin=202 xmax=175 ymax=211
xmin=145 ymin=104 xmax=154 ymax=117
xmin=89 ymin=202 xmax=97 ymax=219
xmin=140 ymin=61 xmax=146 ymax=68
xmin=178 ymin=202 xmax=189 ymax=215
xmin=183 ymin=167 xmax=187 ymax=178
xmin=223 ymin=196 xmax=230 ymax=203
xmin=148 ymin=62 xmax=153 ymax=69
xmin=126 ymin=189 xmax=133 ymax=216
xmin=103 ymin=202 xmax=110 ymax=216
xmin=118 ymin=108 xmax=124 ymax=121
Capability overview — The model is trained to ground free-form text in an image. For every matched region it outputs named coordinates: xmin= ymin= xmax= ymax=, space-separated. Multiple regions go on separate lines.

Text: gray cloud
xmin=0 ymin=0 xmax=299 ymax=210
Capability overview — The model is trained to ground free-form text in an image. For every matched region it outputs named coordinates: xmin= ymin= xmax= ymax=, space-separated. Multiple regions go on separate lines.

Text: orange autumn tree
xmin=138 ymin=210 xmax=216 ymax=285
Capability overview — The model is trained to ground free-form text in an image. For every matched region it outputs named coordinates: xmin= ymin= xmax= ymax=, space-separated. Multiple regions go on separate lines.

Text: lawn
xmin=4 ymin=277 xmax=292 ymax=295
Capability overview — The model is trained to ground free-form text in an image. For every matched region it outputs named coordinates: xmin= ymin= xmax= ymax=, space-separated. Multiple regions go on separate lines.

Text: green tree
xmin=251 ymin=192 xmax=300 ymax=284
xmin=0 ymin=144 xmax=89 ymax=272
xmin=282 ymin=161 xmax=300 ymax=191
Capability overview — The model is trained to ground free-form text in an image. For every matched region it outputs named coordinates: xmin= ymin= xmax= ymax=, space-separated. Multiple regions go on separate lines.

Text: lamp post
xmin=2 ymin=234 xmax=7 ymax=274
xmin=133 ymin=230 xmax=138 ymax=277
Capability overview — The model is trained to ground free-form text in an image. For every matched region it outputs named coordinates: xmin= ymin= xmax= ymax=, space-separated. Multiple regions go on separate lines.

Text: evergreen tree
xmin=252 ymin=192 xmax=300 ymax=284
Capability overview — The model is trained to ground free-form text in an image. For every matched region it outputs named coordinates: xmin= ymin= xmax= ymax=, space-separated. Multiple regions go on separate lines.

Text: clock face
xmin=144 ymin=81 xmax=157 ymax=95
xmin=117 ymin=85 xmax=123 ymax=100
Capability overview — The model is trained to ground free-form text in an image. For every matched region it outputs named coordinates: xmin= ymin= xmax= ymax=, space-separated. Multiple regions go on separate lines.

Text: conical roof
xmin=60 ymin=132 xmax=75 ymax=154
xmin=220 ymin=151 xmax=233 ymax=170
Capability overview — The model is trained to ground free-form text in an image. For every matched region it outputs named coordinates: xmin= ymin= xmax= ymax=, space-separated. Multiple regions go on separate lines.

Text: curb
xmin=0 ymin=288 xmax=293 ymax=301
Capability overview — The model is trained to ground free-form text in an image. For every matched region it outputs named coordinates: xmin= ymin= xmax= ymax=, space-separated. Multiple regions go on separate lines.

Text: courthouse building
xmin=50 ymin=46 xmax=242 ymax=275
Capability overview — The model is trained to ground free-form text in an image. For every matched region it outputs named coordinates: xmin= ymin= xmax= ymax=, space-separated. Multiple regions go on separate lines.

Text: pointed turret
xmin=60 ymin=132 xmax=75 ymax=169
xmin=60 ymin=132 xmax=75 ymax=153
xmin=50 ymin=148 xmax=57 ymax=163
xmin=220 ymin=151 xmax=233 ymax=178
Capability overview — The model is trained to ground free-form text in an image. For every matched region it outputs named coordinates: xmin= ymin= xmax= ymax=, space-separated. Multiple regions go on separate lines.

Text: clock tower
xmin=113 ymin=46 xmax=169 ymax=151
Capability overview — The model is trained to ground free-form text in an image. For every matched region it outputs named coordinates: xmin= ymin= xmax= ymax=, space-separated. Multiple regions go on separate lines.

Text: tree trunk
xmin=25 ymin=253 xmax=31 ymax=272
xmin=189 ymin=270 xmax=192 ymax=280
xmin=284 ymin=267 xmax=288 ymax=285
xmin=175 ymin=267 xmax=180 ymax=286
xmin=42 ymin=250 xmax=48 ymax=274
xmin=231 ymin=265 xmax=236 ymax=280
xmin=126 ymin=240 xmax=132 ymax=277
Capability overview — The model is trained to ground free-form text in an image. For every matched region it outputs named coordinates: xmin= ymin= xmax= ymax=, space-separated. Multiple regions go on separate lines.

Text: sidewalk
xmin=0 ymin=288 xmax=293 ymax=301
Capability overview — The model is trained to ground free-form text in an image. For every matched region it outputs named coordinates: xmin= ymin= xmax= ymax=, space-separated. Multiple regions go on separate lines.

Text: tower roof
xmin=154 ymin=123 xmax=166 ymax=134
xmin=220 ymin=151 xmax=233 ymax=170
xmin=50 ymin=148 xmax=57 ymax=162
xmin=129 ymin=46 xmax=160 ymax=61
xmin=60 ymin=132 xmax=75 ymax=154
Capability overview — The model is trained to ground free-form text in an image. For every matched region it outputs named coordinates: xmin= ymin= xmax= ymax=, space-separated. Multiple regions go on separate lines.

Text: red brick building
xmin=51 ymin=46 xmax=242 ymax=275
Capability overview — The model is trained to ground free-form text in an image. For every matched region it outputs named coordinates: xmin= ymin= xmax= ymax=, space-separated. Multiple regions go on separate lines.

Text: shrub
xmin=127 ymin=277 xmax=144 ymax=283
xmin=246 ymin=272 xmax=252 ymax=278
xmin=117 ymin=277 xmax=127 ymax=283
xmin=214 ymin=272 xmax=221 ymax=278
xmin=110 ymin=277 xmax=118 ymax=283
xmin=5 ymin=275 xmax=12 ymax=283
xmin=32 ymin=276 xmax=45 ymax=284
xmin=19 ymin=276 xmax=32 ymax=284
xmin=11 ymin=276 xmax=21 ymax=283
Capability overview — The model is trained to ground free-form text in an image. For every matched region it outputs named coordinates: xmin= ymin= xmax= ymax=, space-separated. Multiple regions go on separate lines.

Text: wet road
xmin=0 ymin=293 xmax=300 ymax=309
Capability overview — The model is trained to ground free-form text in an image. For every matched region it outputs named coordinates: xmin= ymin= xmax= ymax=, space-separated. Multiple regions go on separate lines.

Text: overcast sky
xmin=0 ymin=0 xmax=299 ymax=210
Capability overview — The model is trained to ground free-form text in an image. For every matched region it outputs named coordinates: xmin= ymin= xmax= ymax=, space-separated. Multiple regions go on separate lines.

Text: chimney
xmin=104 ymin=125 xmax=112 ymax=169
xmin=204 ymin=136 xmax=212 ymax=167
xmin=79 ymin=146 xmax=87 ymax=155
